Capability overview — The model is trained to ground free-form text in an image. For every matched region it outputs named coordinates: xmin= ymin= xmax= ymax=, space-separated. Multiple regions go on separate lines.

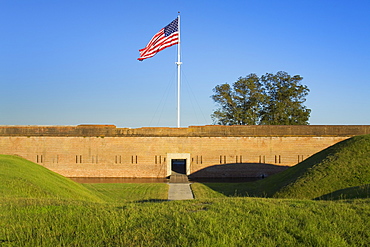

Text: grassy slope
xmin=272 ymin=134 xmax=370 ymax=199
xmin=318 ymin=184 xmax=370 ymax=200
xmin=195 ymin=134 xmax=370 ymax=199
xmin=0 ymin=155 xmax=102 ymax=202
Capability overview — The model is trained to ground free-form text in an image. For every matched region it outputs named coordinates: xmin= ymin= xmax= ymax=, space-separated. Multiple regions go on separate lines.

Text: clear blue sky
xmin=1 ymin=0 xmax=370 ymax=127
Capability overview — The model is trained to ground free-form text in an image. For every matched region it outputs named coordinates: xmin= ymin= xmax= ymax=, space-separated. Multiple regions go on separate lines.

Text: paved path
xmin=168 ymin=173 xmax=194 ymax=200
xmin=168 ymin=183 xmax=194 ymax=200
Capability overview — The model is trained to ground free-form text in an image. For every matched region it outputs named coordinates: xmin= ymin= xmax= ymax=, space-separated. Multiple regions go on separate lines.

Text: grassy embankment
xmin=1 ymin=135 xmax=370 ymax=246
xmin=192 ymin=134 xmax=370 ymax=200
xmin=0 ymin=155 xmax=102 ymax=202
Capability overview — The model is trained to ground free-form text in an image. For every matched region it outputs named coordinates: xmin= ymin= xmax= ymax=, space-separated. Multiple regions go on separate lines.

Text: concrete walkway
xmin=168 ymin=183 xmax=194 ymax=200
xmin=168 ymin=174 xmax=194 ymax=200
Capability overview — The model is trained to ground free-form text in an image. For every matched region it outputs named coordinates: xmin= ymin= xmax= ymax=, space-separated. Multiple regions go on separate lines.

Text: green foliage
xmin=0 ymin=155 xmax=102 ymax=202
xmin=211 ymin=73 xmax=265 ymax=125
xmin=211 ymin=71 xmax=311 ymax=125
xmin=260 ymin=72 xmax=311 ymax=125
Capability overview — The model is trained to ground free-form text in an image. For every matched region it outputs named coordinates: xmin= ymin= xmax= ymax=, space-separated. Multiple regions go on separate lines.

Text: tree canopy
xmin=211 ymin=71 xmax=311 ymax=125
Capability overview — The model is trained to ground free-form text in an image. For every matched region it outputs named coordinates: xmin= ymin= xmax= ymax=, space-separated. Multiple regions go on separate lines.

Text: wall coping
xmin=0 ymin=125 xmax=369 ymax=137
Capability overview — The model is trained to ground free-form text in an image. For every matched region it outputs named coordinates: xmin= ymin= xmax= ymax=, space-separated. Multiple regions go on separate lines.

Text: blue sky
xmin=1 ymin=0 xmax=370 ymax=127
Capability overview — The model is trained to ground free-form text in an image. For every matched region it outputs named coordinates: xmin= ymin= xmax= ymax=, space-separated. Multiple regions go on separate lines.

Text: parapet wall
xmin=1 ymin=125 xmax=370 ymax=137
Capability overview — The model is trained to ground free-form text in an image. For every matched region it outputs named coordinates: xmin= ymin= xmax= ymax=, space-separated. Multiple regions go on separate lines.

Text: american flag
xmin=138 ymin=18 xmax=179 ymax=61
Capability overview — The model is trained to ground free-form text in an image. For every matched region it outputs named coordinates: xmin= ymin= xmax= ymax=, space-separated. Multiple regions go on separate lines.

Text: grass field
xmin=82 ymin=183 xmax=168 ymax=203
xmin=2 ymin=197 xmax=369 ymax=246
xmin=1 ymin=135 xmax=370 ymax=246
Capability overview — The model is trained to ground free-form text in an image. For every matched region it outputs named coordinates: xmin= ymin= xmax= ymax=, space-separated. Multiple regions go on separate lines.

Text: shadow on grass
xmin=134 ymin=199 xmax=169 ymax=203
xmin=315 ymin=184 xmax=370 ymax=200
xmin=116 ymin=199 xmax=169 ymax=209
xmin=188 ymin=162 xmax=289 ymax=198
xmin=0 ymin=240 xmax=12 ymax=243
xmin=198 ymin=182 xmax=262 ymax=197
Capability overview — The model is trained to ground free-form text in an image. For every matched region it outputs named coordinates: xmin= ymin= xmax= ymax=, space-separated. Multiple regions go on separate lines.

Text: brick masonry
xmin=0 ymin=125 xmax=369 ymax=178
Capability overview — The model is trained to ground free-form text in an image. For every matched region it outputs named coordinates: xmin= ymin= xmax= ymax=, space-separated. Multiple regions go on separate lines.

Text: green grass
xmin=1 ymin=197 xmax=369 ymax=246
xmin=0 ymin=155 xmax=102 ymax=202
xmin=273 ymin=134 xmax=370 ymax=199
xmin=194 ymin=134 xmax=370 ymax=199
xmin=82 ymin=183 xmax=168 ymax=203
xmin=318 ymin=184 xmax=370 ymax=200
xmin=191 ymin=182 xmax=227 ymax=199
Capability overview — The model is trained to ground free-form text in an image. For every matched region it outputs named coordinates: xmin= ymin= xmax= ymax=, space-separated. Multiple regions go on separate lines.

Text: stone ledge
xmin=0 ymin=125 xmax=369 ymax=137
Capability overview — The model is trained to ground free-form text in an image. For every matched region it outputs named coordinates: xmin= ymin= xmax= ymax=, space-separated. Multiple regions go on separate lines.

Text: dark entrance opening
xmin=171 ymin=159 xmax=186 ymax=175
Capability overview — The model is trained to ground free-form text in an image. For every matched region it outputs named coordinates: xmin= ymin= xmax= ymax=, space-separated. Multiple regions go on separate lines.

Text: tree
xmin=211 ymin=71 xmax=311 ymax=125
xmin=260 ymin=71 xmax=311 ymax=125
xmin=211 ymin=73 xmax=265 ymax=125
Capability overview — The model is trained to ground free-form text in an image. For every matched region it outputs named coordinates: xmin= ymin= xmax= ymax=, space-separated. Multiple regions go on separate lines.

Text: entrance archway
xmin=171 ymin=159 xmax=186 ymax=174
xmin=166 ymin=153 xmax=190 ymax=177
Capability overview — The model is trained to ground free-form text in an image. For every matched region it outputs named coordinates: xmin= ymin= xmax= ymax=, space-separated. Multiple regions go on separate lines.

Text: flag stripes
xmin=138 ymin=18 xmax=179 ymax=61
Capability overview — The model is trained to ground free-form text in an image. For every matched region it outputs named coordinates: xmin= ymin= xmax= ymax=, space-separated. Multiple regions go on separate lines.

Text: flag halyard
xmin=138 ymin=18 xmax=179 ymax=61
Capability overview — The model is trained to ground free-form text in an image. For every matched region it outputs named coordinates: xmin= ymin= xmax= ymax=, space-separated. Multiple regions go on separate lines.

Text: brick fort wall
xmin=0 ymin=125 xmax=369 ymax=178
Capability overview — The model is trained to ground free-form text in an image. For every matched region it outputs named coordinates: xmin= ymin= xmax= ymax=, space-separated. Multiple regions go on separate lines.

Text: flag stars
xmin=164 ymin=18 xmax=178 ymax=37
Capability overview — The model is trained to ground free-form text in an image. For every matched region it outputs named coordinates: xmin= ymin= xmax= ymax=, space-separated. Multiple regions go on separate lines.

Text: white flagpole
xmin=176 ymin=13 xmax=182 ymax=128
